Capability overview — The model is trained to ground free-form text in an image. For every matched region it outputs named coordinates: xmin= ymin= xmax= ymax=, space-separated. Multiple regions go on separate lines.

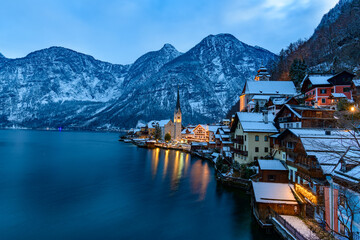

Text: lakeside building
xmin=251 ymin=181 xmax=300 ymax=228
xmin=273 ymin=104 xmax=336 ymax=131
xmin=239 ymin=66 xmax=297 ymax=112
xmin=147 ymin=120 xmax=174 ymax=140
xmin=231 ymin=112 xmax=278 ymax=165
xmin=271 ymin=128 xmax=357 ymax=220
xmin=256 ymin=159 xmax=289 ymax=183
xmin=325 ymin=148 xmax=360 ymax=239
xmin=301 ymin=71 xmax=355 ymax=107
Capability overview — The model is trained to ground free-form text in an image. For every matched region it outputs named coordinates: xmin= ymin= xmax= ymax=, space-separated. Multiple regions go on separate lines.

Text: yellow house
xmin=231 ymin=112 xmax=278 ymax=165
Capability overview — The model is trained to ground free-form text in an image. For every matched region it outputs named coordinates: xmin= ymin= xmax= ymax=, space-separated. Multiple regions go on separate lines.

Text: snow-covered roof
xmin=306 ymin=74 xmax=333 ymax=85
xmin=241 ymin=121 xmax=278 ymax=133
xmin=252 ymin=182 xmax=298 ymax=205
xmin=245 ymin=81 xmax=297 ymax=95
xmin=288 ymin=129 xmax=351 ymax=138
xmin=353 ymin=79 xmax=360 ymax=87
xmin=271 ymin=97 xmax=288 ymax=105
xmin=330 ymin=93 xmax=347 ymax=98
xmin=147 ymin=119 xmax=171 ymax=128
xmin=252 ymin=95 xmax=270 ymax=100
xmin=258 ymin=159 xmax=287 ymax=171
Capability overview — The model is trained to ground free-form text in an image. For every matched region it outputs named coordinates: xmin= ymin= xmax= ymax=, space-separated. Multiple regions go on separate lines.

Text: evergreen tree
xmin=153 ymin=123 xmax=162 ymax=141
xmin=290 ymin=59 xmax=307 ymax=89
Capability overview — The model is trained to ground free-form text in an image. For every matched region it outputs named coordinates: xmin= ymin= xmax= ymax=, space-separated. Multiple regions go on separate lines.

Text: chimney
xmin=263 ymin=110 xmax=268 ymax=124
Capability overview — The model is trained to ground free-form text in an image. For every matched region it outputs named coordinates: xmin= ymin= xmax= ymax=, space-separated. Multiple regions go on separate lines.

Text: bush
xmin=164 ymin=133 xmax=171 ymax=142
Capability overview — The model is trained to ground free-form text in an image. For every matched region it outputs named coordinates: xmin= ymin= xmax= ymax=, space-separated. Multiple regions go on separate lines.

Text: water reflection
xmin=149 ymin=148 xmax=210 ymax=199
xmin=190 ymin=160 xmax=210 ymax=200
xmin=151 ymin=148 xmax=160 ymax=178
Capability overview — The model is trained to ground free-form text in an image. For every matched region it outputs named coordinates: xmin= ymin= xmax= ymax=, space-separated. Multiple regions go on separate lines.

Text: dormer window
xmin=340 ymin=161 xmax=346 ymax=172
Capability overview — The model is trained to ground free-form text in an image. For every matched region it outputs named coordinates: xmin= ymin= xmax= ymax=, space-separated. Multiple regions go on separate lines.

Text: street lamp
xmin=350 ymin=106 xmax=356 ymax=125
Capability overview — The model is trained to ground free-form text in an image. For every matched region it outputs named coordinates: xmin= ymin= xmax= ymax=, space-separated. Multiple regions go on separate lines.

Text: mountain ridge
xmin=0 ymin=33 xmax=277 ymax=129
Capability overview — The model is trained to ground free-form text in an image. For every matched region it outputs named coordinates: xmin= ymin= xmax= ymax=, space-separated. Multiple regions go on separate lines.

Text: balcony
xmin=278 ymin=117 xmax=292 ymax=123
xmin=233 ymin=136 xmax=244 ymax=144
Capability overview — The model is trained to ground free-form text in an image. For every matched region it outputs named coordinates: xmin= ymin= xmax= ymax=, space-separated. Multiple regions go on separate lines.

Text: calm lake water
xmin=0 ymin=130 xmax=277 ymax=240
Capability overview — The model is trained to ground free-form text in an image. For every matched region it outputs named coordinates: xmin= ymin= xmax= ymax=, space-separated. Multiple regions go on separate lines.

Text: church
xmin=173 ymin=86 xmax=182 ymax=141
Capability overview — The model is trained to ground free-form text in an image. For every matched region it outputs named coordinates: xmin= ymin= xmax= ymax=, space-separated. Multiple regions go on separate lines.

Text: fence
xmin=270 ymin=208 xmax=308 ymax=240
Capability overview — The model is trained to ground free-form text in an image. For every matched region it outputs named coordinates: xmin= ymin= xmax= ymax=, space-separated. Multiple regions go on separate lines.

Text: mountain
xmin=90 ymin=34 xmax=277 ymax=128
xmin=0 ymin=34 xmax=277 ymax=129
xmin=0 ymin=47 xmax=130 ymax=128
xmin=272 ymin=0 xmax=360 ymax=80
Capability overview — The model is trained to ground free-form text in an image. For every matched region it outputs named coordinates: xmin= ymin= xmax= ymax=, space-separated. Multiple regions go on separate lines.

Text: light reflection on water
xmin=149 ymin=147 xmax=210 ymax=200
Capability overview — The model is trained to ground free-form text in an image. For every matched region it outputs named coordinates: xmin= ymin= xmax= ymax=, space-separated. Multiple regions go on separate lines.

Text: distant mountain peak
xmin=0 ymin=52 xmax=5 ymax=59
xmin=161 ymin=43 xmax=177 ymax=51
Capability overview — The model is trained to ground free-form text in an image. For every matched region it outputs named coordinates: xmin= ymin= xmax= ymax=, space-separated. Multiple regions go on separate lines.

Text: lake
xmin=0 ymin=130 xmax=277 ymax=239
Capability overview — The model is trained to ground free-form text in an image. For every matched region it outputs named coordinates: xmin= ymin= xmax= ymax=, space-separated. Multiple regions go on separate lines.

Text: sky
xmin=0 ymin=0 xmax=339 ymax=64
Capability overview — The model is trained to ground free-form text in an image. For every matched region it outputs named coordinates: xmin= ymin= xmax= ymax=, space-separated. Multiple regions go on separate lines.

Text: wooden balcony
xmin=233 ymin=136 xmax=244 ymax=144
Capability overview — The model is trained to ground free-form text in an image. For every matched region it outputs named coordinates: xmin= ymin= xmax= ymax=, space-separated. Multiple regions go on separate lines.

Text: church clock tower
xmin=174 ymin=86 xmax=182 ymax=141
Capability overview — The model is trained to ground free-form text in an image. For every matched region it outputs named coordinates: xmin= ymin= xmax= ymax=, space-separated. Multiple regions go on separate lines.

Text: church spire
xmin=175 ymin=85 xmax=181 ymax=113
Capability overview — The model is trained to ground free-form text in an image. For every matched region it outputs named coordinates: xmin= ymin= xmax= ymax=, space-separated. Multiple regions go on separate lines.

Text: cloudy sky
xmin=0 ymin=0 xmax=338 ymax=64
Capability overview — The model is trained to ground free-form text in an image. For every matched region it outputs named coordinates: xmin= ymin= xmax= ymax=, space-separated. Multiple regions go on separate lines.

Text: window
xmin=255 ymin=147 xmax=259 ymax=152
xmin=255 ymin=135 xmax=259 ymax=141
xmin=320 ymin=89 xmax=327 ymax=94
xmin=287 ymin=142 xmax=294 ymax=149
xmin=331 ymin=89 xmax=334 ymax=93
xmin=268 ymin=175 xmax=276 ymax=181
xmin=265 ymin=147 xmax=268 ymax=152
xmin=264 ymin=136 xmax=268 ymax=142
xmin=321 ymin=98 xmax=326 ymax=104
xmin=245 ymin=135 xmax=246 ymax=141
xmin=344 ymin=87 xmax=350 ymax=92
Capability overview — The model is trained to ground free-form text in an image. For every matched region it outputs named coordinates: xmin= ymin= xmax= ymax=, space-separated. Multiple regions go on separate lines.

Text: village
xmin=121 ymin=66 xmax=360 ymax=240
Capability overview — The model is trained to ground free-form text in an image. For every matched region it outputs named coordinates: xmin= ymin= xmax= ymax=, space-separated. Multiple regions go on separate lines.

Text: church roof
xmin=175 ymin=86 xmax=181 ymax=113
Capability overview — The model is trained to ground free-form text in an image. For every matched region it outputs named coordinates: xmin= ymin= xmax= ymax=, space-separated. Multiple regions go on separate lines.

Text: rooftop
xmin=252 ymin=182 xmax=298 ymax=205
xmin=258 ymin=159 xmax=287 ymax=171
xmin=245 ymin=81 xmax=297 ymax=95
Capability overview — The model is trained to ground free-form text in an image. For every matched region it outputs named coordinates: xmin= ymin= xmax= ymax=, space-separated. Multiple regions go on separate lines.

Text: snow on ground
xmin=281 ymin=215 xmax=319 ymax=240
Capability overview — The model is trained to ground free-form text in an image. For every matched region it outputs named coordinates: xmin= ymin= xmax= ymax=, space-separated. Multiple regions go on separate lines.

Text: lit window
xmin=320 ymin=89 xmax=327 ymax=94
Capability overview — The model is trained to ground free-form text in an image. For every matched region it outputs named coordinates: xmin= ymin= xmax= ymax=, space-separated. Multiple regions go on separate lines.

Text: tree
xmin=152 ymin=123 xmax=162 ymax=141
xmin=164 ymin=132 xmax=171 ymax=142
xmin=289 ymin=58 xmax=307 ymax=89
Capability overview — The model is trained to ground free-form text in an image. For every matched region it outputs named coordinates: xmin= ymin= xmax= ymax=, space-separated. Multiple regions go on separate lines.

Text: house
xmin=272 ymin=128 xmax=357 ymax=219
xmin=325 ymin=148 xmax=360 ymax=239
xmin=351 ymin=79 xmax=360 ymax=105
xmin=301 ymin=71 xmax=355 ymax=107
xmin=231 ymin=112 xmax=278 ymax=165
xmin=239 ymin=66 xmax=297 ymax=112
xmin=214 ymin=127 xmax=232 ymax=150
xmin=251 ymin=181 xmax=300 ymax=228
xmin=267 ymin=97 xmax=299 ymax=115
xmin=274 ymin=104 xmax=336 ymax=131
xmin=257 ymin=159 xmax=289 ymax=183
xmin=147 ymin=119 xmax=174 ymax=140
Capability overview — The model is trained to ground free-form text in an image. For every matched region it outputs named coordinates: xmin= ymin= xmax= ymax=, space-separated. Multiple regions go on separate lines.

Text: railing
xmin=234 ymin=136 xmax=244 ymax=144
xmin=269 ymin=208 xmax=307 ymax=240
xmin=230 ymin=146 xmax=242 ymax=154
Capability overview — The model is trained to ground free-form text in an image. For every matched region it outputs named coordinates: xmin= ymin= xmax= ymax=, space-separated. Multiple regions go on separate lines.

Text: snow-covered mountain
xmin=87 ymin=34 xmax=277 ymax=128
xmin=0 ymin=34 xmax=277 ymax=129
